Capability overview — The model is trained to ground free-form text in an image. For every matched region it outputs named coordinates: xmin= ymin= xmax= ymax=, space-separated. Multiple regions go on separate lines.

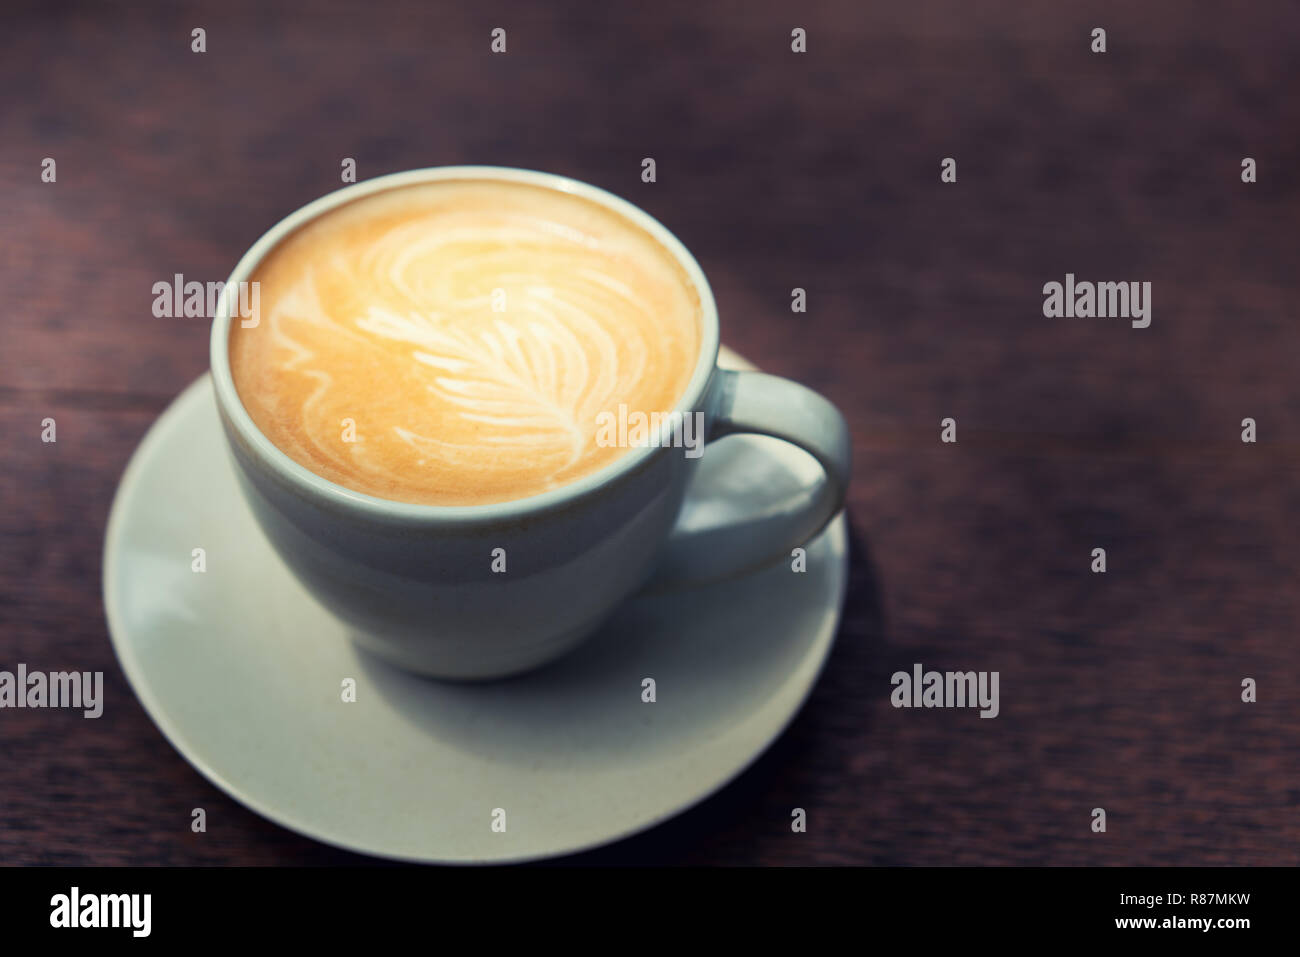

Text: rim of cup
xmin=208 ymin=165 xmax=722 ymax=525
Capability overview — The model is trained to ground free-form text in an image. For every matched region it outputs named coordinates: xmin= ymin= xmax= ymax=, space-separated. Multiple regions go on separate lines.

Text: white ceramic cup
xmin=210 ymin=166 xmax=850 ymax=679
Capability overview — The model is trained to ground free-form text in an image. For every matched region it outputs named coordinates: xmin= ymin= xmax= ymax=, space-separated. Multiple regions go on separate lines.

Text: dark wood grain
xmin=2 ymin=0 xmax=1298 ymax=865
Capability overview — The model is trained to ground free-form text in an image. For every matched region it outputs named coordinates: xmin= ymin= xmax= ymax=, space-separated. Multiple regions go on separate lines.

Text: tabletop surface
xmin=2 ymin=0 xmax=1298 ymax=865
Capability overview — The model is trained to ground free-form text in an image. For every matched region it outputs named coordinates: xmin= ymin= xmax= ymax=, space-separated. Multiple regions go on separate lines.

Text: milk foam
xmin=229 ymin=180 xmax=702 ymax=505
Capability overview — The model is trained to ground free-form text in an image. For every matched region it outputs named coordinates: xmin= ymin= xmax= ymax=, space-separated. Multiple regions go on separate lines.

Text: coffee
xmin=229 ymin=179 xmax=702 ymax=506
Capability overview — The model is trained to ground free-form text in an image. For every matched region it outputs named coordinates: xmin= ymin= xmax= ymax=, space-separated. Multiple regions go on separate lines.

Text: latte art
xmin=229 ymin=180 xmax=702 ymax=505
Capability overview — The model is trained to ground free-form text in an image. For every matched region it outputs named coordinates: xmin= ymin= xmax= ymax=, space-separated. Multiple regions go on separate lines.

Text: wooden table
xmin=2 ymin=0 xmax=1297 ymax=865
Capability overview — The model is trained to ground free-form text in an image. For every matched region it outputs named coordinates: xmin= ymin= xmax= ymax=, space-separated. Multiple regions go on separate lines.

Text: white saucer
xmin=103 ymin=347 xmax=849 ymax=864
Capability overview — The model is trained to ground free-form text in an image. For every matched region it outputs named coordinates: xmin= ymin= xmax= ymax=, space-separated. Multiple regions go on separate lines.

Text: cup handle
xmin=644 ymin=368 xmax=852 ymax=589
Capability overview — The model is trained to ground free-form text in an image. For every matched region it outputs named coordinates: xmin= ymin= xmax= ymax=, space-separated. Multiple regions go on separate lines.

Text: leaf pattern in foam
xmin=355 ymin=304 xmax=622 ymax=467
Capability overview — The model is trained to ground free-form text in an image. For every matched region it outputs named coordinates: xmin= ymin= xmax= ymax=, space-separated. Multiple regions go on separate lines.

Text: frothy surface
xmin=229 ymin=179 xmax=702 ymax=506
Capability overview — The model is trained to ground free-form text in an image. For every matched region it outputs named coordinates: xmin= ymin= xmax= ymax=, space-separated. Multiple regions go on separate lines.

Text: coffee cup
xmin=210 ymin=166 xmax=850 ymax=679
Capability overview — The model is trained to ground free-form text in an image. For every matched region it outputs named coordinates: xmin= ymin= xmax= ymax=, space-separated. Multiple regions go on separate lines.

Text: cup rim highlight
xmin=209 ymin=165 xmax=722 ymax=525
